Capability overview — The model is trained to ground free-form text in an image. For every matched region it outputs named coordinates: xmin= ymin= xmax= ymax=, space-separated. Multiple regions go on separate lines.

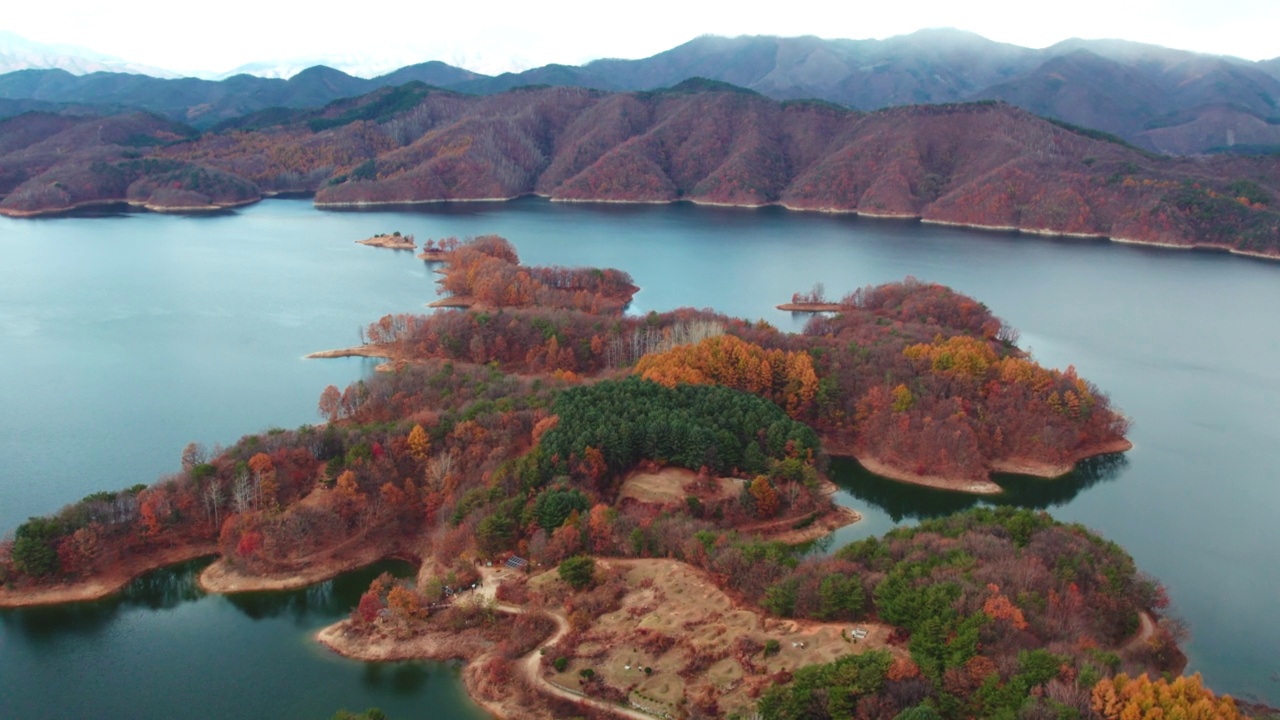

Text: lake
xmin=2 ymin=197 xmax=1278 ymax=715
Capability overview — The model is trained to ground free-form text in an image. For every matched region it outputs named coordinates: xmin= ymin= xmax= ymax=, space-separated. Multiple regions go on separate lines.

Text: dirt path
xmin=477 ymin=566 xmax=657 ymax=720
xmin=1122 ymin=610 xmax=1157 ymax=652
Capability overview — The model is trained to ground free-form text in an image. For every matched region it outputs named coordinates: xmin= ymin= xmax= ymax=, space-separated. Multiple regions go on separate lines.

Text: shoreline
xmin=198 ymin=544 xmax=410 ymax=594
xmin=7 ymin=191 xmax=1274 ymax=262
xmin=320 ymin=193 xmax=1279 ymax=262
xmin=829 ymin=436 xmax=1134 ymax=495
xmin=305 ymin=345 xmax=401 ymax=372
xmin=991 ymin=438 xmax=1134 ymax=478
xmin=357 ymin=234 xmax=416 ymax=250
xmin=304 ymin=345 xmax=393 ymax=360
xmin=314 ymin=195 xmax=526 ymax=209
xmin=0 ymin=196 xmax=260 ymax=218
xmin=777 ymin=302 xmax=845 ymax=312
xmin=853 ymin=454 xmax=1005 ymax=494
xmin=427 ymin=296 xmax=477 ymax=308
xmin=0 ymin=542 xmax=218 ymax=609
xmin=920 ymin=218 xmax=1110 ymax=239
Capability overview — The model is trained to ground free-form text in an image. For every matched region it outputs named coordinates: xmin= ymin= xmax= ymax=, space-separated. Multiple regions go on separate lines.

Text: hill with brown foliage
xmin=0 ymin=111 xmax=257 ymax=215
xmin=3 ymin=86 xmax=1277 ymax=254
xmin=6 ymin=31 xmax=1280 ymax=154
xmin=348 ymin=238 xmax=1131 ymax=486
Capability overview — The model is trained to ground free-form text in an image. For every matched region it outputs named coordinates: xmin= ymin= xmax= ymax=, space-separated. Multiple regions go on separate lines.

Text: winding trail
xmin=1122 ymin=610 xmax=1158 ymax=653
xmin=477 ymin=566 xmax=657 ymax=720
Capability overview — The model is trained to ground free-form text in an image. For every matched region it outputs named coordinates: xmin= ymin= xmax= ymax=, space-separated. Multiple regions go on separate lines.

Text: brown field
xmin=618 ymin=467 xmax=741 ymax=506
xmin=534 ymin=558 xmax=901 ymax=717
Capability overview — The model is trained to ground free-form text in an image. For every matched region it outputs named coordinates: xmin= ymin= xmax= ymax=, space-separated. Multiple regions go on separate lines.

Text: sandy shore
xmin=315 ymin=195 xmax=525 ymax=208
xmin=428 ymin=296 xmax=476 ymax=308
xmin=199 ymin=543 xmax=401 ymax=594
xmin=305 ymin=344 xmax=404 ymax=372
xmin=135 ymin=198 xmax=260 ymax=214
xmin=305 ymin=345 xmax=393 ymax=360
xmin=0 ymin=543 xmax=218 ymax=608
xmin=854 ymin=454 xmax=1005 ymax=494
xmin=747 ymin=504 xmax=863 ymax=545
xmin=822 ymin=427 xmax=1133 ymax=493
xmin=1112 ymin=236 xmax=1279 ymax=261
xmin=738 ymin=475 xmax=863 ymax=543
xmin=777 ymin=302 xmax=845 ymax=312
xmin=921 ymin=218 xmax=1109 ymax=239
xmin=991 ymin=439 xmax=1134 ymax=477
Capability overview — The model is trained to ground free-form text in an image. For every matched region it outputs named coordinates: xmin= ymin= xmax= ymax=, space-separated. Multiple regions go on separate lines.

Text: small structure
xmin=505 ymin=555 xmax=529 ymax=571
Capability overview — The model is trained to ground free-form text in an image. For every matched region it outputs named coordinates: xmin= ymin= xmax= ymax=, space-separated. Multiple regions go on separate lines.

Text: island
xmin=4 ymin=235 xmax=1260 ymax=720
xmin=357 ymin=232 xmax=417 ymax=250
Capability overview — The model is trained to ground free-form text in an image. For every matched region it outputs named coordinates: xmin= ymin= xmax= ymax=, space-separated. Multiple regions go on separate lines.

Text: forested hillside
xmin=4 ymin=85 xmax=1273 ymax=253
xmin=4 ymin=30 xmax=1279 ymax=154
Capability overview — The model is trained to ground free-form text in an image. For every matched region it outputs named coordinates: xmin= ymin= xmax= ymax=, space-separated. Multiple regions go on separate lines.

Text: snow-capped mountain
xmin=0 ymin=31 xmax=177 ymax=77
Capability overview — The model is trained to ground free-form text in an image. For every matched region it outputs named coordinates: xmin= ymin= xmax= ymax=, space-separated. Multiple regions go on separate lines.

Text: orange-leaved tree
xmin=634 ymin=334 xmax=818 ymax=418
xmin=1091 ymin=673 xmax=1250 ymax=720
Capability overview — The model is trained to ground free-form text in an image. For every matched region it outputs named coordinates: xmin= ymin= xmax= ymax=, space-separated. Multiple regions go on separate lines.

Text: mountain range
xmin=2 ymin=30 xmax=1279 ymax=155
xmin=0 ymin=31 xmax=175 ymax=77
xmin=2 ymin=81 xmax=1276 ymax=256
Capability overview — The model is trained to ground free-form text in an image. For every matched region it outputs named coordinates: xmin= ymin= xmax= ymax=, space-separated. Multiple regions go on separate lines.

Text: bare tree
xmin=203 ymin=480 xmax=225 ymax=529
xmin=231 ymin=470 xmax=254 ymax=514
xmin=425 ymin=452 xmax=456 ymax=491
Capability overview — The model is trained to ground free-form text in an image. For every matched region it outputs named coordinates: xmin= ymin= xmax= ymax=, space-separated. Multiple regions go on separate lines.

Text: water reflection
xmin=361 ymin=660 xmax=438 ymax=694
xmin=997 ymin=453 xmax=1130 ymax=508
xmin=0 ymin=557 xmax=211 ymax=639
xmin=222 ymin=560 xmax=415 ymax=623
xmin=830 ymin=452 xmax=1129 ymax=523
xmin=0 ymin=558 xmax=416 ymax=639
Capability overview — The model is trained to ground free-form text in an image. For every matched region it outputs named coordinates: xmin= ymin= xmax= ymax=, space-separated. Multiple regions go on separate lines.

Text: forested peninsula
xmin=2 ymin=236 xmax=1260 ymax=720
xmin=1 ymin=83 xmax=1277 ymax=256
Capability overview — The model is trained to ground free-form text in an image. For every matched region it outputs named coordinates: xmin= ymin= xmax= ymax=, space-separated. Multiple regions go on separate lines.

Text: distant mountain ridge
xmin=1 ymin=83 xmax=1276 ymax=257
xmin=0 ymin=31 xmax=176 ymax=77
xmin=1 ymin=29 xmax=1278 ymax=154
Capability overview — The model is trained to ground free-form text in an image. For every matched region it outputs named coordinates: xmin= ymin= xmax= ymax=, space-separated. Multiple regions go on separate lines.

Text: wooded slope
xmin=2 ymin=85 xmax=1277 ymax=255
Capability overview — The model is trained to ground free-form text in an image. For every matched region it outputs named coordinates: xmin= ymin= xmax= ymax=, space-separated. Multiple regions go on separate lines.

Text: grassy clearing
xmin=618 ymin=467 xmax=741 ymax=506
xmin=541 ymin=559 xmax=901 ymax=716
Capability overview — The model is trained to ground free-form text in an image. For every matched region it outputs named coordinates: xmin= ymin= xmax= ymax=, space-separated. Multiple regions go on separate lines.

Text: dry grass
xmin=618 ymin=467 xmax=741 ymax=506
xmin=542 ymin=558 xmax=902 ymax=716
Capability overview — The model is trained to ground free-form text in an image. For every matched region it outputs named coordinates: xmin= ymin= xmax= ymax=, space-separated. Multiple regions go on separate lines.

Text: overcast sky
xmin=5 ymin=0 xmax=1278 ymax=76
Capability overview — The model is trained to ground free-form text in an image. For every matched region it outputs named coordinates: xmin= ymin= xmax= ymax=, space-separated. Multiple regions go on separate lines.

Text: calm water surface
xmin=2 ymin=198 xmax=1278 ymax=714
xmin=0 ymin=559 xmax=487 ymax=719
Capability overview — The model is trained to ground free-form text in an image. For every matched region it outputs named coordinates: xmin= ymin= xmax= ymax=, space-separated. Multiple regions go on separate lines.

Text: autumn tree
xmin=180 ymin=442 xmax=208 ymax=471
xmin=634 ymin=334 xmax=819 ymax=419
xmin=319 ymin=385 xmax=342 ymax=422
xmin=1091 ymin=673 xmax=1249 ymax=720
xmin=248 ymin=452 xmax=278 ymax=510
xmin=749 ymin=476 xmax=780 ymax=519
xmin=983 ymin=583 xmax=1029 ymax=631
xmin=386 ymin=584 xmax=426 ymax=624
xmin=335 ymin=469 xmax=366 ymax=521
xmin=407 ymin=424 xmax=431 ymax=462
xmin=586 ymin=504 xmax=615 ymax=554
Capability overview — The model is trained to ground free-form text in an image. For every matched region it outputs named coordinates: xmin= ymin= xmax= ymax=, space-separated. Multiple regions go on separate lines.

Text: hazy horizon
xmin=2 ymin=0 xmax=1278 ymax=79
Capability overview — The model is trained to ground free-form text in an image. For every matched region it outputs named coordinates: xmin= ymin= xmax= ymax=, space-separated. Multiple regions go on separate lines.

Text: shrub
xmin=558 ymin=555 xmax=596 ymax=590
